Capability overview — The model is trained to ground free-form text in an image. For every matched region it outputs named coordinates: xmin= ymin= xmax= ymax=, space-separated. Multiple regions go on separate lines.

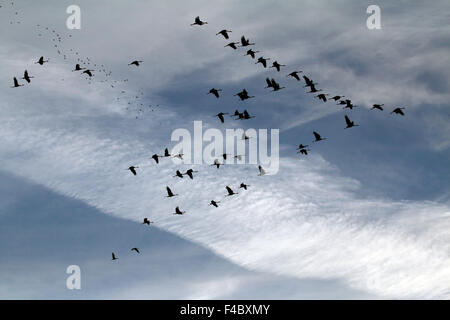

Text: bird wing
xmin=345 ymin=115 xmax=352 ymax=126
xmin=14 ymin=77 xmax=19 ymax=86
xmin=226 ymin=186 xmax=233 ymax=194
xmin=265 ymin=78 xmax=272 ymax=87
xmin=166 ymin=187 xmax=173 ymax=196
xmin=313 ymin=131 xmax=321 ymax=140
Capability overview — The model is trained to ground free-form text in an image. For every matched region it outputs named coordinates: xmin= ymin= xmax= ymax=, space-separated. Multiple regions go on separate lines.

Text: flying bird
xmin=371 ymin=104 xmax=384 ymax=111
xmin=297 ymin=144 xmax=309 ymax=150
xmin=151 ymin=154 xmax=161 ymax=164
xmin=82 ymin=69 xmax=93 ymax=77
xmin=191 ymin=16 xmax=208 ymax=26
xmin=11 ymin=77 xmax=23 ymax=88
xmin=111 ymin=252 xmax=118 ymax=260
xmin=234 ymin=89 xmax=254 ymax=101
xmin=240 ymin=183 xmax=249 ymax=190
xmin=313 ymin=131 xmax=327 ymax=142
xmin=287 ymin=71 xmax=303 ymax=81
xmin=216 ymin=29 xmax=232 ymax=39
xmin=215 ymin=112 xmax=229 ymax=123
xmin=22 ymin=70 xmax=34 ymax=83
xmin=172 ymin=153 xmax=184 ymax=160
xmin=344 ymin=115 xmax=359 ymax=129
xmin=209 ymin=200 xmax=220 ymax=208
xmin=142 ymin=218 xmax=154 ymax=225
xmin=343 ymin=99 xmax=356 ymax=110
xmin=330 ymin=95 xmax=345 ymax=101
xmin=128 ymin=60 xmax=143 ymax=66
xmin=391 ymin=107 xmax=405 ymax=116
xmin=225 ymin=42 xmax=239 ymax=50
xmin=298 ymin=149 xmax=310 ymax=155
xmin=269 ymin=79 xmax=285 ymax=91
xmin=127 ymin=166 xmax=138 ymax=176
xmin=173 ymin=206 xmax=185 ymax=215
xmin=166 ymin=186 xmax=178 ymax=197
xmin=315 ymin=93 xmax=329 ymax=102
xmin=131 ymin=248 xmax=140 ymax=254
xmin=225 ymin=186 xmax=238 ymax=196
xmin=307 ymin=83 xmax=322 ymax=93
xmin=73 ymin=64 xmax=85 ymax=71
xmin=255 ymin=57 xmax=270 ymax=68
xmin=240 ymin=36 xmax=255 ymax=47
xmin=35 ymin=56 xmax=48 ymax=65
xmin=244 ymin=49 xmax=259 ymax=59
xmin=208 ymin=88 xmax=222 ymax=98
xmin=242 ymin=110 xmax=254 ymax=120
xmin=184 ymin=169 xmax=198 ymax=180
xmin=303 ymin=75 xmax=316 ymax=88
xmin=174 ymin=170 xmax=184 ymax=178
xmin=271 ymin=61 xmax=285 ymax=72
xmin=164 ymin=148 xmax=171 ymax=157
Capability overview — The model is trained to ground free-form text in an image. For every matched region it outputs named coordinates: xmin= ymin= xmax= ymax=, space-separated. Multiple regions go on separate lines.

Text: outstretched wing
xmin=313 ymin=131 xmax=321 ymax=140
xmin=345 ymin=115 xmax=352 ymax=126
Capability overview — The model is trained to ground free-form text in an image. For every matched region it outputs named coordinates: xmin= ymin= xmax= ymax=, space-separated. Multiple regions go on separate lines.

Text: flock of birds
xmin=5 ymin=8 xmax=407 ymax=261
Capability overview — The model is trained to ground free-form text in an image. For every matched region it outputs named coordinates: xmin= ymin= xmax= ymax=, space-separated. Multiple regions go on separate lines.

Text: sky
xmin=0 ymin=0 xmax=449 ymax=299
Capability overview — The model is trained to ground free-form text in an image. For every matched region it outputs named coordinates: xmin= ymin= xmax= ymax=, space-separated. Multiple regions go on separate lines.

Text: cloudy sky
xmin=0 ymin=0 xmax=449 ymax=299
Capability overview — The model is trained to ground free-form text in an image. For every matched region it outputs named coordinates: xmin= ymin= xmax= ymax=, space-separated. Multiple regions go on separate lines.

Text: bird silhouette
xmin=307 ymin=84 xmax=322 ymax=93
xmin=225 ymin=186 xmax=238 ymax=196
xmin=173 ymin=206 xmax=185 ymax=215
xmin=166 ymin=186 xmax=178 ymax=197
xmin=209 ymin=200 xmax=220 ymax=208
xmin=172 ymin=154 xmax=184 ymax=160
xmin=265 ymin=78 xmax=275 ymax=89
xmin=131 ymin=248 xmax=140 ymax=254
xmin=258 ymin=165 xmax=267 ymax=176
xmin=225 ymin=42 xmax=239 ymax=50
xmin=256 ymin=57 xmax=270 ymax=68
xmin=242 ymin=133 xmax=251 ymax=140
xmin=242 ymin=110 xmax=254 ymax=120
xmin=22 ymin=70 xmax=34 ymax=83
xmin=331 ymin=95 xmax=345 ymax=101
xmin=164 ymin=148 xmax=171 ymax=157
xmin=112 ymin=252 xmax=118 ymax=260
xmin=11 ymin=77 xmax=23 ymax=88
xmin=208 ymin=88 xmax=222 ymax=98
xmin=315 ymin=93 xmax=329 ymax=102
xmin=215 ymin=112 xmax=229 ymax=123
xmin=128 ymin=60 xmax=143 ymax=66
xmin=151 ymin=154 xmax=161 ymax=164
xmin=142 ymin=218 xmax=154 ymax=225
xmin=184 ymin=169 xmax=198 ymax=179
xmin=82 ymin=69 xmax=93 ymax=77
xmin=174 ymin=170 xmax=184 ymax=178
xmin=127 ymin=166 xmax=138 ymax=176
xmin=287 ymin=71 xmax=303 ymax=81
xmin=35 ymin=56 xmax=48 ymax=65
xmin=371 ymin=104 xmax=384 ymax=111
xmin=73 ymin=64 xmax=85 ymax=71
xmin=234 ymin=89 xmax=254 ymax=101
xmin=298 ymin=149 xmax=310 ymax=155
xmin=244 ymin=49 xmax=259 ymax=59
xmin=297 ymin=144 xmax=309 ymax=150
xmin=240 ymin=36 xmax=255 ymax=47
xmin=269 ymin=79 xmax=285 ymax=91
xmin=240 ymin=183 xmax=249 ymax=190
xmin=313 ymin=131 xmax=327 ymax=142
xmin=391 ymin=107 xmax=405 ymax=116
xmin=344 ymin=115 xmax=359 ymax=129
xmin=191 ymin=16 xmax=207 ymax=26
xmin=303 ymin=76 xmax=317 ymax=88
xmin=271 ymin=61 xmax=285 ymax=72
xmin=343 ymin=99 xmax=356 ymax=110
xmin=216 ymin=29 xmax=232 ymax=39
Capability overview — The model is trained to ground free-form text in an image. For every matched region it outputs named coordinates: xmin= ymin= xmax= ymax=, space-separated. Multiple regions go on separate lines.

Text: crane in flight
xmin=216 ymin=29 xmax=232 ymax=39
xmin=11 ymin=77 xmax=23 ymax=88
xmin=128 ymin=60 xmax=143 ymax=66
xmin=174 ymin=170 xmax=184 ymax=178
xmin=225 ymin=42 xmax=239 ymax=50
xmin=166 ymin=186 xmax=178 ymax=198
xmin=111 ymin=253 xmax=118 ymax=260
xmin=244 ymin=49 xmax=259 ymax=59
xmin=208 ymin=88 xmax=222 ymax=98
xmin=131 ymin=248 xmax=140 ymax=254
xmin=391 ymin=107 xmax=405 ymax=115
xmin=183 ymin=169 xmax=198 ymax=179
xmin=270 ymin=61 xmax=285 ymax=72
xmin=142 ymin=218 xmax=154 ymax=225
xmin=344 ymin=115 xmax=359 ymax=129
xmin=209 ymin=200 xmax=220 ymax=208
xmin=240 ymin=36 xmax=255 ymax=47
xmin=35 ymin=56 xmax=48 ymax=65
xmin=191 ymin=16 xmax=208 ymax=26
xmin=258 ymin=165 xmax=267 ymax=176
xmin=240 ymin=183 xmax=249 ymax=190
xmin=22 ymin=70 xmax=34 ymax=83
xmin=287 ymin=71 xmax=303 ymax=81
xmin=313 ymin=131 xmax=327 ymax=142
xmin=173 ymin=207 xmax=185 ymax=215
xmin=127 ymin=166 xmax=139 ymax=176
xmin=255 ymin=56 xmax=270 ymax=68
xmin=371 ymin=104 xmax=384 ymax=111
xmin=215 ymin=112 xmax=229 ymax=123
xmin=225 ymin=186 xmax=238 ymax=196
